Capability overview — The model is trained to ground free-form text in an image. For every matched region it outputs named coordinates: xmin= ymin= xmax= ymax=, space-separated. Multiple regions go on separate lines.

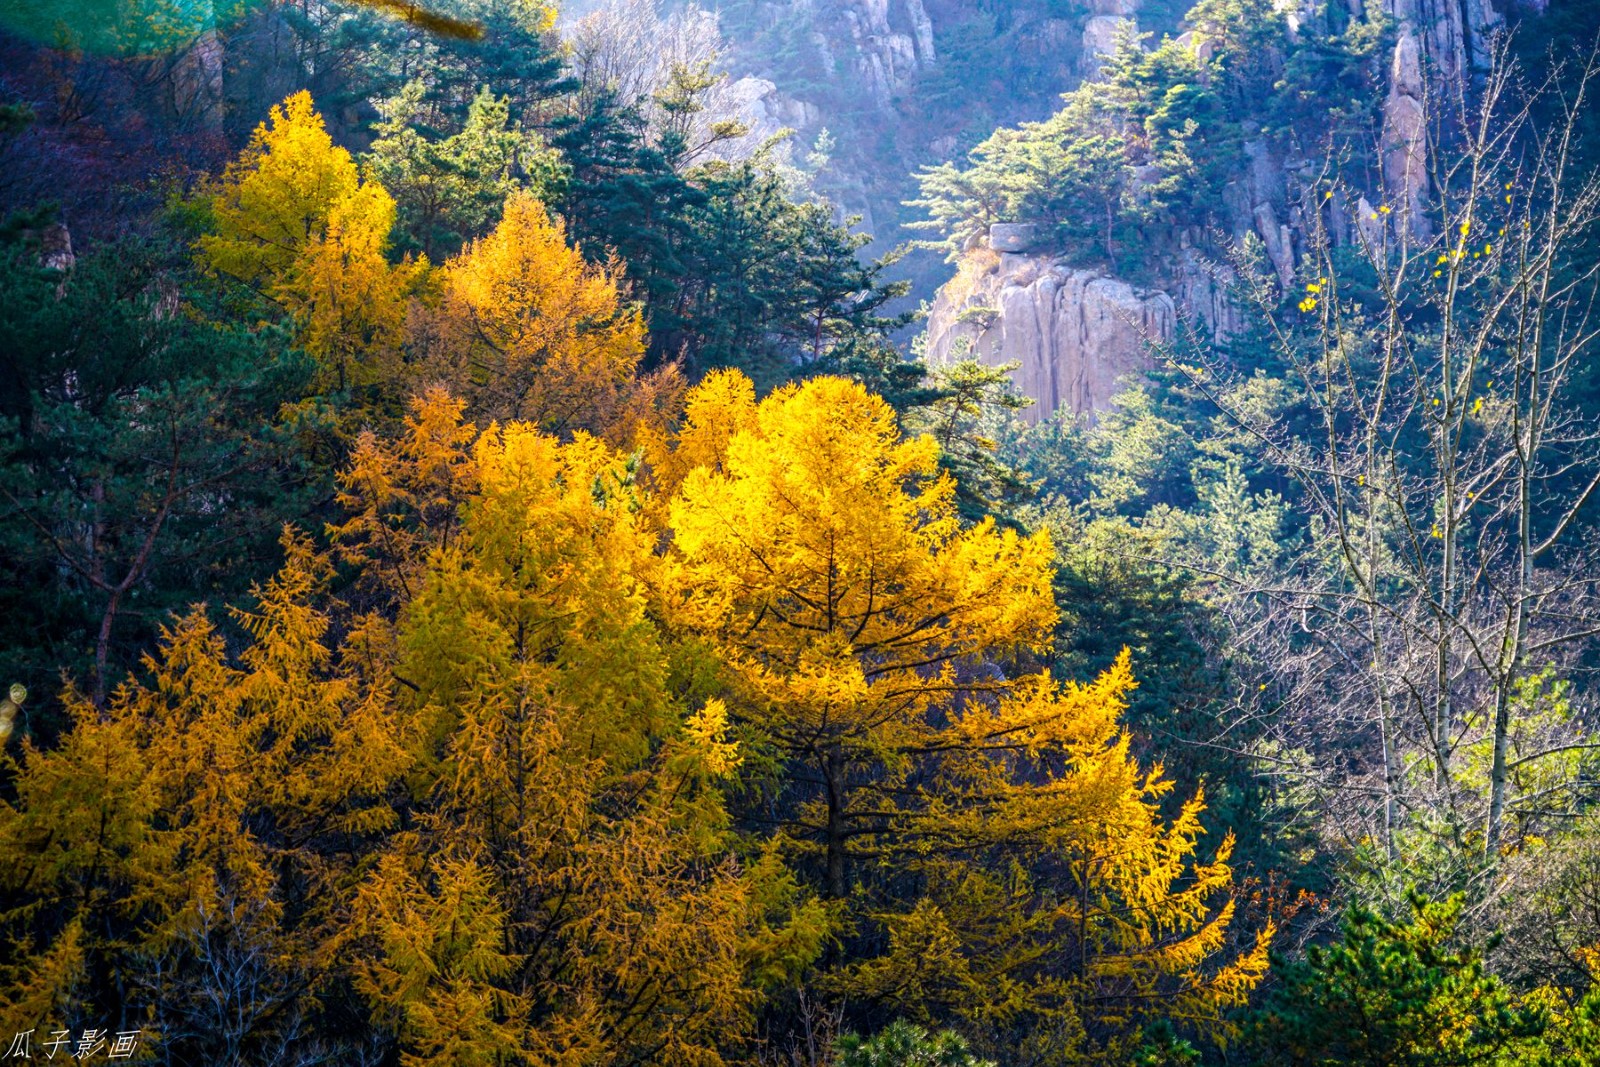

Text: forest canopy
xmin=2 ymin=0 xmax=1600 ymax=1064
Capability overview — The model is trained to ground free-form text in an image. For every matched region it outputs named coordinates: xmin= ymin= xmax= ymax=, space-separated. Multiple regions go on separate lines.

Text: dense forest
xmin=3 ymin=0 xmax=1600 ymax=1064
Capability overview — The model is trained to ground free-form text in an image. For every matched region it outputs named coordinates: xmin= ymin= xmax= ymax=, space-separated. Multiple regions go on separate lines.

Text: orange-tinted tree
xmin=0 ymin=400 xmax=826 ymax=1065
xmin=661 ymin=371 xmax=1270 ymax=1061
xmin=200 ymin=90 xmax=416 ymax=391
xmin=0 ymin=532 xmax=409 ymax=1061
xmin=336 ymin=400 xmax=827 ymax=1066
xmin=424 ymin=190 xmax=659 ymax=437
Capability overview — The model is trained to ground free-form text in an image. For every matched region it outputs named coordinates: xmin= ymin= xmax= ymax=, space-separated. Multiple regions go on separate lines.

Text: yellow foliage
xmin=353 ymin=848 xmax=528 ymax=1067
xmin=278 ymin=179 xmax=422 ymax=390
xmin=330 ymin=386 xmax=481 ymax=605
xmin=0 ymin=359 xmax=1263 ymax=1062
xmin=640 ymin=366 xmax=758 ymax=502
xmin=662 ymin=370 xmax=1267 ymax=1056
xmin=838 ymin=654 xmax=1274 ymax=1058
xmin=666 ymin=374 xmax=1060 ymax=887
xmin=200 ymin=90 xmax=416 ymax=390
xmin=200 ymin=90 xmax=362 ymax=285
xmin=428 ymin=191 xmax=648 ymax=434
xmin=0 ymin=530 xmax=414 ymax=1055
xmin=352 ymin=415 xmax=827 ymax=1066
xmin=682 ymin=698 xmax=743 ymax=777
xmin=0 ymin=416 xmax=825 ymax=1062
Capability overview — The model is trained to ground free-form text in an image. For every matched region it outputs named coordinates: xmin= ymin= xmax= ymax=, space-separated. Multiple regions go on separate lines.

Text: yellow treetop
xmin=279 ymin=178 xmax=420 ymax=389
xmin=667 ymin=375 xmax=1059 ymax=895
xmin=662 ymin=370 xmax=1270 ymax=1058
xmin=201 ymin=90 xmax=365 ymax=286
xmin=0 ymin=414 xmax=825 ymax=1065
xmin=200 ymin=90 xmax=415 ymax=390
xmin=329 ymin=385 xmax=481 ymax=606
xmin=355 ymin=411 xmax=825 ymax=1065
xmin=0 ymin=357 xmax=1265 ymax=1062
xmin=431 ymin=191 xmax=648 ymax=434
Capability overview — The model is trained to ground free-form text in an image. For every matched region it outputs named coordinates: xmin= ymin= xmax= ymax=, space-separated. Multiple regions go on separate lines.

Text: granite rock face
xmin=834 ymin=0 xmax=938 ymax=106
xmin=169 ymin=25 xmax=225 ymax=130
xmin=1388 ymin=0 xmax=1503 ymax=79
xmin=39 ymin=223 xmax=74 ymax=272
xmin=914 ymin=0 xmax=1528 ymax=419
xmin=924 ymin=253 xmax=1176 ymax=422
xmin=1082 ymin=15 xmax=1133 ymax=76
xmin=1383 ymin=29 xmax=1432 ymax=238
xmin=711 ymin=0 xmax=1530 ymax=422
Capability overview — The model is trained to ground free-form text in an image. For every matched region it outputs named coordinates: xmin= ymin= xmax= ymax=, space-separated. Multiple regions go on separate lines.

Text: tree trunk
xmin=825 ymin=743 xmax=847 ymax=899
xmin=92 ymin=587 xmax=124 ymax=711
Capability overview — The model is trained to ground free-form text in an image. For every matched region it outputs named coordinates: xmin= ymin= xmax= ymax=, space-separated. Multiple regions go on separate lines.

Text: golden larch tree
xmin=0 ymin=405 xmax=826 ymax=1065
xmin=0 ymin=532 xmax=411 ymax=1060
xmin=336 ymin=395 xmax=827 ymax=1066
xmin=427 ymin=190 xmax=650 ymax=434
xmin=662 ymin=371 xmax=1270 ymax=1060
xmin=200 ymin=90 xmax=415 ymax=390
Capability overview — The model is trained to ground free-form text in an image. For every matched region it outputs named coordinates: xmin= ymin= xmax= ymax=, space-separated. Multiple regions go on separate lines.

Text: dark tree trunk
xmin=825 ymin=743 xmax=846 ymax=899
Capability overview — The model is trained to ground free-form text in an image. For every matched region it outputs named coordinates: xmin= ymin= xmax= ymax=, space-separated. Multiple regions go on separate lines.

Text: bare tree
xmin=564 ymin=0 xmax=761 ymax=168
xmin=1181 ymin=44 xmax=1600 ymax=892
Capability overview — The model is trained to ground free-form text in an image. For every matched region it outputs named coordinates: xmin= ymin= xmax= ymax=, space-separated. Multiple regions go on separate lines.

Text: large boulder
xmin=988 ymin=223 xmax=1040 ymax=253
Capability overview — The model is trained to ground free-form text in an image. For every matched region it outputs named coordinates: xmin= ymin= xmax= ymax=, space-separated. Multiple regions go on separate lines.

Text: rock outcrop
xmin=988 ymin=223 xmax=1041 ymax=253
xmin=711 ymin=0 xmax=1532 ymax=421
xmin=818 ymin=0 xmax=940 ymax=107
xmin=924 ymin=250 xmax=1176 ymax=422
xmin=1389 ymin=0 xmax=1503 ymax=80
xmin=1082 ymin=16 xmax=1133 ymax=76
xmin=1383 ymin=29 xmax=1431 ymax=238
xmin=168 ymin=25 xmax=225 ymax=131
xmin=913 ymin=0 xmax=1531 ymax=419
xmin=38 ymin=223 xmax=74 ymax=272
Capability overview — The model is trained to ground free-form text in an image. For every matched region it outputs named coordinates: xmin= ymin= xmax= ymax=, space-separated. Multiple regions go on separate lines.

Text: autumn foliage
xmin=200 ymin=90 xmax=416 ymax=390
xmin=0 ymin=91 xmax=1266 ymax=1066
xmin=663 ymin=374 xmax=1270 ymax=1060
xmin=429 ymin=191 xmax=649 ymax=432
xmin=0 ymin=376 xmax=1266 ymax=1065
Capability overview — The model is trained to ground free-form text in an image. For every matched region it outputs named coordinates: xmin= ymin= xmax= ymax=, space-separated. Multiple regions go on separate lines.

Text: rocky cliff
xmin=706 ymin=0 xmax=1337 ymax=418
xmin=911 ymin=0 xmax=1538 ymax=421
xmin=661 ymin=0 xmax=1557 ymax=420
xmin=924 ymin=249 xmax=1176 ymax=423
xmin=709 ymin=0 xmax=1115 ymax=281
